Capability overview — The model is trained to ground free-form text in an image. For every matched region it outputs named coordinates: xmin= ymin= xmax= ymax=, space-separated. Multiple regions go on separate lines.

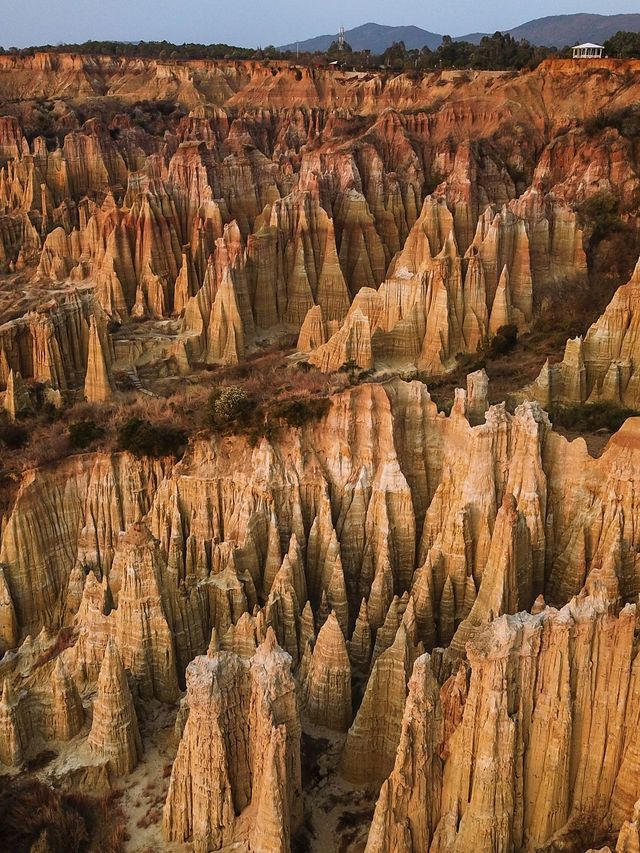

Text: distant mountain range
xmin=280 ymin=13 xmax=640 ymax=53
xmin=483 ymin=13 xmax=640 ymax=47
xmin=280 ymin=23 xmax=442 ymax=54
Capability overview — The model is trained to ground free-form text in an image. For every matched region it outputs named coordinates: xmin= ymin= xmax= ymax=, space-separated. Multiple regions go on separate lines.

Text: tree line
xmin=1 ymin=30 xmax=639 ymax=71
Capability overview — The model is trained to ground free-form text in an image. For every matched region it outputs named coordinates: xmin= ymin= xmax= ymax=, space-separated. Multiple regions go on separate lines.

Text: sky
xmin=2 ymin=0 xmax=638 ymax=49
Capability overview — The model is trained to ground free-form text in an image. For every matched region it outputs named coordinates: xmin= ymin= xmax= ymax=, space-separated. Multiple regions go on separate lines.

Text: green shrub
xmin=68 ymin=420 xmax=105 ymax=449
xmin=271 ymin=397 xmax=331 ymax=427
xmin=489 ymin=324 xmax=518 ymax=357
xmin=340 ymin=359 xmax=360 ymax=374
xmin=340 ymin=359 xmax=372 ymax=384
xmin=117 ymin=418 xmax=186 ymax=458
xmin=550 ymin=401 xmax=640 ymax=433
xmin=204 ymin=385 xmax=252 ymax=430
xmin=424 ymin=170 xmax=444 ymax=195
xmin=0 ymin=423 xmax=29 ymax=449
xmin=577 ymin=191 xmax=624 ymax=246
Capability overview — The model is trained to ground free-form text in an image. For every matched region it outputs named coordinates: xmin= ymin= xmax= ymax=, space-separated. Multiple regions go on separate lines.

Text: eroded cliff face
xmin=1 ymin=379 xmax=640 ymax=848
xmin=367 ymin=582 xmax=640 ymax=853
xmin=526 ymin=258 xmax=640 ymax=410
xmin=47 ymin=377 xmax=629 ymax=667
xmin=2 ymin=56 xmax=640 ymax=853
xmin=163 ymin=628 xmax=302 ymax=853
xmin=1 ymin=57 xmax=639 ymax=411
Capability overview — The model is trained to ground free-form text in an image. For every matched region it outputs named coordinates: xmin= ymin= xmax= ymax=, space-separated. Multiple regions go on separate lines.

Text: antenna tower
xmin=338 ymin=25 xmax=345 ymax=51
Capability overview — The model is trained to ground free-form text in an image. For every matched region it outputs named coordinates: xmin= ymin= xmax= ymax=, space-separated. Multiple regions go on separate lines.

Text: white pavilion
xmin=572 ymin=43 xmax=605 ymax=59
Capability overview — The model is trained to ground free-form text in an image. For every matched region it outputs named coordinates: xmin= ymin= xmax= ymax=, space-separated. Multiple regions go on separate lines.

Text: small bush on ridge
xmin=489 ymin=324 xmax=518 ymax=357
xmin=0 ymin=423 xmax=29 ymax=449
xmin=270 ymin=397 xmax=331 ymax=427
xmin=68 ymin=420 xmax=106 ymax=449
xmin=550 ymin=401 xmax=640 ymax=433
xmin=204 ymin=385 xmax=252 ymax=429
xmin=117 ymin=417 xmax=187 ymax=458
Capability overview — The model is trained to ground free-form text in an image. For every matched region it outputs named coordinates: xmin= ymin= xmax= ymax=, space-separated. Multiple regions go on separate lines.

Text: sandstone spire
xmin=528 ymin=335 xmax=586 ymax=407
xmin=365 ymin=584 xmax=640 ymax=851
xmin=325 ymin=559 xmax=348 ymax=637
xmin=163 ymin=632 xmax=301 ymax=852
xmin=87 ymin=638 xmax=142 ymax=776
xmin=3 ymin=368 xmax=31 ymax=421
xmin=411 ymin=562 xmax=435 ymax=651
xmin=250 ymin=726 xmax=291 ymax=853
xmin=285 ymin=238 xmax=315 ymax=327
xmin=448 ymin=491 xmax=533 ymax=660
xmin=309 ymin=307 xmax=373 ymax=373
xmin=207 ymin=626 xmax=220 ymax=656
xmin=84 ymin=314 xmax=113 ymax=402
xmin=0 ymin=680 xmax=25 ymax=766
xmin=489 ymin=264 xmax=513 ymax=334
xmin=221 ymin=612 xmax=257 ymax=659
xmin=302 ymin=611 xmax=351 ymax=731
xmin=365 ymin=654 xmax=443 ymax=853
xmin=298 ymin=304 xmax=328 ymax=351
xmin=49 ymin=656 xmax=84 ymax=740
xmin=285 ymin=533 xmax=307 ymax=612
xmin=164 ymin=650 xmax=247 ymax=850
xmin=371 ymin=595 xmax=403 ymax=667
xmin=0 ymin=565 xmax=18 ymax=651
xmin=206 ymin=268 xmax=245 ymax=365
xmin=439 ymin=575 xmax=455 ymax=646
xmin=349 ymin=598 xmax=372 ymax=672
xmin=112 ymin=522 xmax=179 ymax=703
xmin=298 ymin=600 xmax=315 ymax=662
xmin=341 ymin=624 xmax=411 ymax=784
xmin=466 ymin=368 xmax=489 ymax=424
xmin=368 ymin=558 xmax=395 ymax=632
xmin=315 ymin=217 xmax=351 ymax=321
xmin=263 ymin=511 xmax=282 ymax=597
xmin=173 ymin=248 xmax=198 ymax=316
xmin=265 ymin=559 xmax=300 ymax=666
xmin=616 ymin=800 xmax=640 ymax=853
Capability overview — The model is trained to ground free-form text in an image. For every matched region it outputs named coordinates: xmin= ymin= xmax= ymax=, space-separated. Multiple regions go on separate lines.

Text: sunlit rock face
xmin=3 ymin=383 xmax=640 ymax=848
xmin=3 ymin=53 xmax=640 ymax=852
xmin=6 ymin=53 xmax=640 ymax=398
xmin=367 ymin=583 xmax=640 ymax=853
xmin=162 ymin=629 xmax=302 ymax=853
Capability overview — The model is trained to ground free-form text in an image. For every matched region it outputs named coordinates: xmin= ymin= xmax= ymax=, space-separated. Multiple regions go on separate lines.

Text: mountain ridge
xmin=279 ymin=22 xmax=442 ymax=53
xmin=280 ymin=12 xmax=640 ymax=52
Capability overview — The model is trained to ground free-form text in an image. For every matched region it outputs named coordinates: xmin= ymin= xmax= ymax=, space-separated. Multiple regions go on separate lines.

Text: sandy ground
xmin=1 ymin=639 xmax=379 ymax=853
xmin=116 ymin=700 xmax=188 ymax=852
xmin=295 ymin=722 xmax=377 ymax=853
xmin=122 ymin=706 xmax=377 ymax=852
xmin=24 ymin=696 xmax=188 ymax=852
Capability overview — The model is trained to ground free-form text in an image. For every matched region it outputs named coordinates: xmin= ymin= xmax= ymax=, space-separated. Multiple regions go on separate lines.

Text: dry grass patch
xmin=0 ymin=348 xmax=346 ymax=478
xmin=0 ymin=777 xmax=129 ymax=853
